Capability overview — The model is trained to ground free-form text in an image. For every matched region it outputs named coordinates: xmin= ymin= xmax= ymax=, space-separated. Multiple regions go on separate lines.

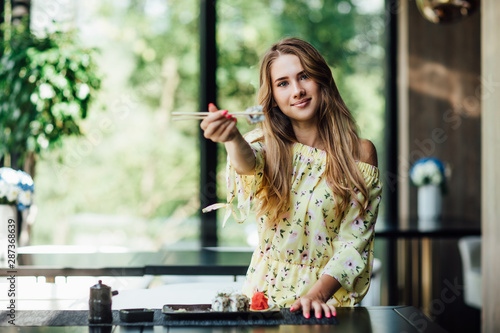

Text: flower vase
xmin=418 ymin=184 xmax=442 ymax=222
xmin=0 ymin=204 xmax=17 ymax=267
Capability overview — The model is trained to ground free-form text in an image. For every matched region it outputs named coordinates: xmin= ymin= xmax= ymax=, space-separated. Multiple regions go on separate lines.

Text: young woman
xmin=200 ymin=38 xmax=382 ymax=319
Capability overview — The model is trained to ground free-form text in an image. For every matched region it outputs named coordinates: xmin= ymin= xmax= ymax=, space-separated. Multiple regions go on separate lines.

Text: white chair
xmin=458 ymin=236 xmax=482 ymax=309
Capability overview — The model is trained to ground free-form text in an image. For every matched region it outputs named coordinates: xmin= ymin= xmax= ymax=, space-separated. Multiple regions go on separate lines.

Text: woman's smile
xmin=292 ymin=98 xmax=312 ymax=108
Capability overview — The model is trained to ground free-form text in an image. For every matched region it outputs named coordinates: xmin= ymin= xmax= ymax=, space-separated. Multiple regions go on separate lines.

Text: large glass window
xmin=31 ymin=0 xmax=200 ymax=249
xmin=29 ymin=0 xmax=387 ymax=250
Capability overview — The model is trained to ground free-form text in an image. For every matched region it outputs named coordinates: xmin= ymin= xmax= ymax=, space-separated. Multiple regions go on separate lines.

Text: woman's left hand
xmin=290 ymin=295 xmax=336 ymax=319
xmin=289 ymin=274 xmax=339 ymax=318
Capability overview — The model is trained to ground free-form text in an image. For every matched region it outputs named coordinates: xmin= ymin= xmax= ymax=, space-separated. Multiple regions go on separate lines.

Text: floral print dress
xmin=204 ymin=129 xmax=382 ymax=307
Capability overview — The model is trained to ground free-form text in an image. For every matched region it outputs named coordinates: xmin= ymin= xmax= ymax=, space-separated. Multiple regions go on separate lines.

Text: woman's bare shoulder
xmin=359 ymin=139 xmax=378 ymax=167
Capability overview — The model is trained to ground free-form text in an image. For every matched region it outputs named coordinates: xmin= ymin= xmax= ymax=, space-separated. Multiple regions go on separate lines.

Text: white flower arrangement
xmin=410 ymin=157 xmax=446 ymax=187
xmin=0 ymin=167 xmax=34 ymax=211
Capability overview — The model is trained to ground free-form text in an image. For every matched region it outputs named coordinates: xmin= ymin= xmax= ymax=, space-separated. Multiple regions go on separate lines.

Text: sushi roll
xmin=229 ymin=292 xmax=250 ymax=312
xmin=211 ymin=292 xmax=230 ymax=312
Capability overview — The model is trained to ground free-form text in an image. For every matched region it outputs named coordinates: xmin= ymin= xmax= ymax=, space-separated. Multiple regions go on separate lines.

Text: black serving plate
xmin=162 ymin=304 xmax=281 ymax=320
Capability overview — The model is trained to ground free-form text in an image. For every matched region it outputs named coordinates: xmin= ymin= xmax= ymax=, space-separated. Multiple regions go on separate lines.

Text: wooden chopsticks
xmin=171 ymin=106 xmax=264 ymax=121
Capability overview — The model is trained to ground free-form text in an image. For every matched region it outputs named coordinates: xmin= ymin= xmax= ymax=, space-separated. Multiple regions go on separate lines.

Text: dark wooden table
xmin=0 ymin=306 xmax=447 ymax=332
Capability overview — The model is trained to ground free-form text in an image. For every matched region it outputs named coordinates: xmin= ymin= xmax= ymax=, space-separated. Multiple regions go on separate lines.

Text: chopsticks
xmin=171 ymin=106 xmax=264 ymax=121
xmin=171 ymin=112 xmax=263 ymax=121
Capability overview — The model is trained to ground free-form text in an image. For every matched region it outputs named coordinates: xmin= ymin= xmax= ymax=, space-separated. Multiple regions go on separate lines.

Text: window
xmin=32 ymin=0 xmax=201 ymax=249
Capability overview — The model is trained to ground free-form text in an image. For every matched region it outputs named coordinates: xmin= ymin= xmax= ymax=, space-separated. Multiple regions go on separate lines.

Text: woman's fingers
xmin=290 ymin=300 xmax=302 ymax=312
xmin=203 ymin=117 xmax=227 ymax=139
xmin=328 ymin=304 xmax=337 ymax=317
xmin=200 ymin=104 xmax=238 ymax=142
xmin=311 ymin=301 xmax=323 ymax=319
xmin=300 ymin=301 xmax=312 ymax=319
xmin=200 ymin=110 xmax=226 ymax=130
xmin=312 ymin=302 xmax=335 ymax=319
xmin=218 ymin=118 xmax=237 ymax=141
xmin=290 ymin=298 xmax=336 ymax=319
xmin=200 ymin=102 xmax=220 ymax=130
xmin=291 ymin=298 xmax=312 ymax=319
xmin=200 ymin=103 xmax=240 ymax=142
xmin=208 ymin=103 xmax=219 ymax=113
xmin=201 ymin=109 xmax=229 ymax=134
xmin=316 ymin=303 xmax=332 ymax=318
xmin=208 ymin=116 xmax=233 ymax=141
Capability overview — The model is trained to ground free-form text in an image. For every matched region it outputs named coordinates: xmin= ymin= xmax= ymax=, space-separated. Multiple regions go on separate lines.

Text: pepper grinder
xmin=88 ymin=280 xmax=119 ymax=324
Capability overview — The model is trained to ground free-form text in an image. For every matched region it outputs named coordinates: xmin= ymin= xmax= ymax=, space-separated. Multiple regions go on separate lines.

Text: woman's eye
xmin=300 ymin=74 xmax=309 ymax=80
xmin=277 ymin=81 xmax=288 ymax=87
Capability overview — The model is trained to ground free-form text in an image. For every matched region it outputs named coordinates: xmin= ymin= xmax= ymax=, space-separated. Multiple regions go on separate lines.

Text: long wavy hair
xmin=254 ymin=38 xmax=369 ymax=222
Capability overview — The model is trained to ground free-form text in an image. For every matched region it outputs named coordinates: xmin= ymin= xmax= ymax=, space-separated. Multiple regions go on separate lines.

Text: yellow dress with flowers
xmin=204 ymin=129 xmax=382 ymax=307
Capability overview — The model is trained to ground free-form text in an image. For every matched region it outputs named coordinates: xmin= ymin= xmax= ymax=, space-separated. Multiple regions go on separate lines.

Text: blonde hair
xmin=255 ymin=37 xmax=369 ymax=222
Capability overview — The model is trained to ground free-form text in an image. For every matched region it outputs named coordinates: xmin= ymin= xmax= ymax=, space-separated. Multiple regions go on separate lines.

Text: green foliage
xmin=31 ymin=1 xmax=202 ymax=246
xmin=123 ymin=0 xmax=199 ymax=117
xmin=0 ymin=25 xmax=101 ymax=168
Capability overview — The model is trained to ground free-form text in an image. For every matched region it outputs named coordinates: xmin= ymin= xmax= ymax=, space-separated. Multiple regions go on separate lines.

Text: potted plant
xmin=0 ymin=166 xmax=33 ymax=259
xmin=0 ymin=23 xmax=101 ymax=173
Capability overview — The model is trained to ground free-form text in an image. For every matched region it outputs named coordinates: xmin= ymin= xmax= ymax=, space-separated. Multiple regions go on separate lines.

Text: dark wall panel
xmin=406 ymin=3 xmax=482 ymax=332
xmin=407 ymin=2 xmax=481 ymax=224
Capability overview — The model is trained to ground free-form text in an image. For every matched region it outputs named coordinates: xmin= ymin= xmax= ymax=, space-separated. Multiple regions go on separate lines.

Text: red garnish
xmin=250 ymin=292 xmax=269 ymax=310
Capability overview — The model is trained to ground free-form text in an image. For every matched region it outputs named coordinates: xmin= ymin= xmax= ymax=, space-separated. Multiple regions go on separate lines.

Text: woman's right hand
xmin=200 ymin=103 xmax=239 ymax=143
xmin=201 ymin=103 xmax=255 ymax=175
